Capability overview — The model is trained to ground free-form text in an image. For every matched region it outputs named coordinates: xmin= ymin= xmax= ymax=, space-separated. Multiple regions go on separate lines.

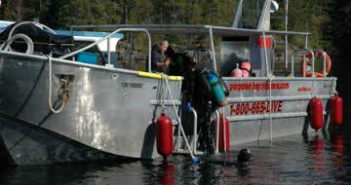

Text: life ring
xmin=301 ymin=50 xmax=332 ymax=77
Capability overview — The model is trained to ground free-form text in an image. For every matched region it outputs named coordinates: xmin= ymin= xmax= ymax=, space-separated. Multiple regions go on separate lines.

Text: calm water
xmin=1 ymin=132 xmax=351 ymax=185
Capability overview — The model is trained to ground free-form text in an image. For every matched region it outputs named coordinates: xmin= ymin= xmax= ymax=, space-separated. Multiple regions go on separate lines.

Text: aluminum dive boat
xmin=0 ymin=0 xmax=340 ymax=165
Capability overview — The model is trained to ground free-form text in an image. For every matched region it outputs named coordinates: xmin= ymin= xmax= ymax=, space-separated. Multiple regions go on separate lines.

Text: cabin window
xmin=220 ymin=37 xmax=251 ymax=76
xmin=238 ymin=0 xmax=266 ymax=29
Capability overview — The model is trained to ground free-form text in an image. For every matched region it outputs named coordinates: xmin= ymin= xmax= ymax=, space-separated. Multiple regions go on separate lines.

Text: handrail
xmin=319 ymin=50 xmax=328 ymax=77
xmin=215 ymin=110 xmax=220 ymax=153
xmin=187 ymin=106 xmax=198 ymax=155
xmin=289 ymin=49 xmax=314 ymax=77
xmin=60 ymin=28 xmax=152 ymax=72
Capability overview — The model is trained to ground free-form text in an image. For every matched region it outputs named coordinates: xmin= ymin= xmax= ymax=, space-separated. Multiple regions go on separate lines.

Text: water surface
xmin=1 ymin=133 xmax=351 ymax=185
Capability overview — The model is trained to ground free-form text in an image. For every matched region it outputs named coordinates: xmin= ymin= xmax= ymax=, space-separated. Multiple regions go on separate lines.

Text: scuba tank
xmin=231 ymin=63 xmax=242 ymax=77
xmin=241 ymin=61 xmax=251 ymax=77
xmin=207 ymin=73 xmax=228 ymax=106
xmin=218 ymin=75 xmax=229 ymax=97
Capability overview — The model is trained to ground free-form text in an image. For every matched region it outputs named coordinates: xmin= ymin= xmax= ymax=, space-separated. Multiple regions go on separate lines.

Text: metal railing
xmin=290 ymin=49 xmax=315 ymax=77
xmin=290 ymin=49 xmax=330 ymax=78
xmin=174 ymin=105 xmax=200 ymax=155
xmin=173 ymin=105 xmax=228 ymax=155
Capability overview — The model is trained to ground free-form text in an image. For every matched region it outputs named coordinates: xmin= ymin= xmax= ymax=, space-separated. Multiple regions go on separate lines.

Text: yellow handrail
xmin=138 ymin=71 xmax=183 ymax=81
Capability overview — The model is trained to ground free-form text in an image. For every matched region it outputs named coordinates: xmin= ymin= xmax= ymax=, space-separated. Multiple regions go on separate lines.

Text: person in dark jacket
xmin=151 ymin=40 xmax=170 ymax=73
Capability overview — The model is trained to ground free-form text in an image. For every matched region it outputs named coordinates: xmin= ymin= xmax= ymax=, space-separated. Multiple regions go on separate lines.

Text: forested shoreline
xmin=0 ymin=0 xmax=341 ymax=49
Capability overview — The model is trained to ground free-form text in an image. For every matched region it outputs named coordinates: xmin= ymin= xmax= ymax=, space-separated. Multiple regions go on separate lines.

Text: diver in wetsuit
xmin=194 ymin=70 xmax=222 ymax=153
xmin=183 ymin=68 xmax=228 ymax=154
xmin=167 ymin=49 xmax=228 ymax=154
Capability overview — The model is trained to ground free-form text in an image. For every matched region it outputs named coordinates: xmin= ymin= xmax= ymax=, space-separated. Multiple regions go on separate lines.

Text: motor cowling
xmin=212 ymin=114 xmax=230 ymax=152
xmin=330 ymin=94 xmax=343 ymax=125
xmin=156 ymin=113 xmax=173 ymax=159
xmin=308 ymin=97 xmax=324 ymax=131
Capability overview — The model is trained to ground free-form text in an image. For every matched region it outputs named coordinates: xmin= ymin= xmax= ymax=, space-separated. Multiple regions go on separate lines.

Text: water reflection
xmin=309 ymin=135 xmax=327 ymax=175
xmin=331 ymin=134 xmax=344 ymax=169
xmin=155 ymin=162 xmax=175 ymax=185
xmin=2 ymin=134 xmax=351 ymax=184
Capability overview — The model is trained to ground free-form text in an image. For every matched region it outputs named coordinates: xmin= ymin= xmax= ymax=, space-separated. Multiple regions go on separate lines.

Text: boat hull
xmin=0 ymin=114 xmax=121 ymax=165
xmin=221 ymin=77 xmax=336 ymax=145
xmin=0 ymin=52 xmax=182 ymax=165
xmin=0 ymin=51 xmax=338 ymax=164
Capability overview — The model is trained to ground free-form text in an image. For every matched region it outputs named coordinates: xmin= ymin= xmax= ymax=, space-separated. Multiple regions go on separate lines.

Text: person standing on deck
xmin=151 ymin=40 xmax=171 ymax=73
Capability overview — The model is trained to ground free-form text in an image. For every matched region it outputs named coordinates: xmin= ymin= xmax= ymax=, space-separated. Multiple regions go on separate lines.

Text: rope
xmin=0 ymin=22 xmax=54 ymax=54
xmin=262 ymin=33 xmax=273 ymax=143
xmin=161 ymin=74 xmax=197 ymax=161
xmin=152 ymin=75 xmax=166 ymax=123
xmin=269 ymin=75 xmax=273 ymax=143
xmin=48 ymin=56 xmax=69 ymax=113
xmin=0 ymin=33 xmax=34 ymax=54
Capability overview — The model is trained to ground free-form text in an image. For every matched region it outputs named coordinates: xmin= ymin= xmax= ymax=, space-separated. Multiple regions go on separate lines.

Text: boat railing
xmin=174 ymin=105 xmax=226 ymax=155
xmin=290 ymin=48 xmax=330 ymax=78
xmin=0 ymin=22 xmax=154 ymax=72
xmin=173 ymin=103 xmax=201 ymax=156
xmin=290 ymin=48 xmax=315 ymax=77
xmin=60 ymin=28 xmax=152 ymax=72
xmin=320 ymin=50 xmax=328 ymax=77
xmin=215 ymin=110 xmax=220 ymax=153
xmin=189 ymin=105 xmax=199 ymax=155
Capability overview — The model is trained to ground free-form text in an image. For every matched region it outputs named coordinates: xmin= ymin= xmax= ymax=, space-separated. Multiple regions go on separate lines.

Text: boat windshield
xmin=234 ymin=0 xmax=269 ymax=30
xmin=241 ymin=0 xmax=265 ymax=29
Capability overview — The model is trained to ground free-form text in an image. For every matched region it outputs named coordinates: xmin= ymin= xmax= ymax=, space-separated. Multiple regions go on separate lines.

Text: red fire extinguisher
xmin=156 ymin=113 xmax=173 ymax=159
xmin=308 ymin=97 xmax=324 ymax=132
xmin=330 ymin=94 xmax=343 ymax=125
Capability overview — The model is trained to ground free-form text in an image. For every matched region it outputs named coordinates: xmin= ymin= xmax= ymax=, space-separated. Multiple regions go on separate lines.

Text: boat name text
xmin=229 ymin=82 xmax=290 ymax=92
xmin=297 ymin=87 xmax=311 ymax=92
xmin=121 ymin=82 xmax=143 ymax=88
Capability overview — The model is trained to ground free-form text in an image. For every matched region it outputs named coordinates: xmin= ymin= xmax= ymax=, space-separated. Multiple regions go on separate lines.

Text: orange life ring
xmin=301 ymin=50 xmax=332 ymax=77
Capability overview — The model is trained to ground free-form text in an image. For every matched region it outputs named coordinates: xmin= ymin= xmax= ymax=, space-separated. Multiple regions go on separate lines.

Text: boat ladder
xmin=173 ymin=106 xmax=226 ymax=156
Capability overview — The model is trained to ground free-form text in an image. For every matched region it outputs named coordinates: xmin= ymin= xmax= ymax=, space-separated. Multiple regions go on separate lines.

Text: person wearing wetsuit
xmin=183 ymin=68 xmax=220 ymax=154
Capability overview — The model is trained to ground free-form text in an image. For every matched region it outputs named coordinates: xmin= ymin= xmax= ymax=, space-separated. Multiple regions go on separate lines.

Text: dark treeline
xmin=0 ymin=0 xmax=335 ymax=49
xmin=329 ymin=0 xmax=351 ymax=130
xmin=1 ymin=1 xmax=351 ymax=124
